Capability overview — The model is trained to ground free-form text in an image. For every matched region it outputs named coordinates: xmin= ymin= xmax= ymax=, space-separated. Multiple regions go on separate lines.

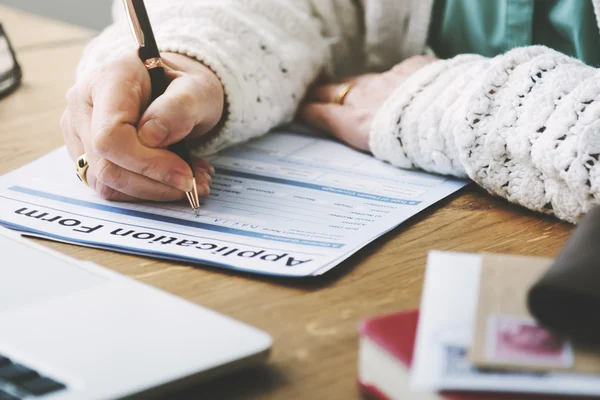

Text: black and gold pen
xmin=123 ymin=0 xmax=201 ymax=216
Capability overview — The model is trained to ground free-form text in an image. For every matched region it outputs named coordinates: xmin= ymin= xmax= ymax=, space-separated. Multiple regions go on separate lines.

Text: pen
xmin=123 ymin=0 xmax=201 ymax=216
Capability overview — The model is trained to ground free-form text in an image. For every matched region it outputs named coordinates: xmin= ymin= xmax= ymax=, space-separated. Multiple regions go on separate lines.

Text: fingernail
xmin=168 ymin=173 xmax=193 ymax=192
xmin=201 ymin=184 xmax=211 ymax=196
xmin=202 ymin=171 xmax=213 ymax=185
xmin=208 ymin=166 xmax=216 ymax=177
xmin=139 ymin=119 xmax=169 ymax=147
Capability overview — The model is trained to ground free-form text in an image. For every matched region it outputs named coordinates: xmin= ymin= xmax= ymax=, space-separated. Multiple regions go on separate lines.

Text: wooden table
xmin=0 ymin=6 xmax=576 ymax=399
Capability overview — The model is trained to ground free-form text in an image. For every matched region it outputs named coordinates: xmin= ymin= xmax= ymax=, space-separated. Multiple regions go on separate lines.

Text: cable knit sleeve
xmin=76 ymin=0 xmax=362 ymax=156
xmin=370 ymin=47 xmax=600 ymax=223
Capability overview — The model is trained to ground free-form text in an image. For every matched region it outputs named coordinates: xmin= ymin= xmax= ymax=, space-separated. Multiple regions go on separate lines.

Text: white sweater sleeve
xmin=77 ymin=0 xmax=362 ymax=156
xmin=370 ymin=47 xmax=600 ymax=223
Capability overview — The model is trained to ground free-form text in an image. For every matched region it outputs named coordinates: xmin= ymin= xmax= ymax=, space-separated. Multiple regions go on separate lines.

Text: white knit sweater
xmin=77 ymin=0 xmax=600 ymax=224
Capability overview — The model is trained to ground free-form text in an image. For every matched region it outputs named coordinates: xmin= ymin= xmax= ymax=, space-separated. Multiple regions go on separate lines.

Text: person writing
xmin=62 ymin=0 xmax=600 ymax=223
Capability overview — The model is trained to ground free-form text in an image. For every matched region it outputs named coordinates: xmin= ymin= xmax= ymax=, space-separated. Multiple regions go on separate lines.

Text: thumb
xmin=137 ymin=75 xmax=223 ymax=148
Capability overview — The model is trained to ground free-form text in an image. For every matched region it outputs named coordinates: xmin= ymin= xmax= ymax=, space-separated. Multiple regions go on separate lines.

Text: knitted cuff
xmin=369 ymin=55 xmax=482 ymax=176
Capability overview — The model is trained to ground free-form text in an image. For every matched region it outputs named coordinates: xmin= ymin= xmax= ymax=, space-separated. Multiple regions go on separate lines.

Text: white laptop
xmin=0 ymin=227 xmax=272 ymax=400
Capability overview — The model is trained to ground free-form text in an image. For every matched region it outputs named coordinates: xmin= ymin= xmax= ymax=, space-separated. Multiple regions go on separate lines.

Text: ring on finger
xmin=333 ymin=83 xmax=355 ymax=105
xmin=75 ymin=153 xmax=90 ymax=186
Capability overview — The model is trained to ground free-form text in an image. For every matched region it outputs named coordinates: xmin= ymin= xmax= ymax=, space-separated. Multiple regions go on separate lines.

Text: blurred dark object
xmin=0 ymin=23 xmax=22 ymax=99
xmin=528 ymin=206 xmax=600 ymax=344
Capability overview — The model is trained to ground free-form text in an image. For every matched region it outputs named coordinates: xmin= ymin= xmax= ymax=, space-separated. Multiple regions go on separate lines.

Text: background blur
xmin=0 ymin=0 xmax=113 ymax=30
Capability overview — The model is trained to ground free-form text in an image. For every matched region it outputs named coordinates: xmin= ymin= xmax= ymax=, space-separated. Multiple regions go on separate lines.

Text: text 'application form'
xmin=0 ymin=129 xmax=466 ymax=277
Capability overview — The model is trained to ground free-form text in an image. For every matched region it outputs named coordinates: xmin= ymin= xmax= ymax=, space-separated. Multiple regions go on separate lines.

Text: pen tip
xmin=194 ymin=208 xmax=201 ymax=217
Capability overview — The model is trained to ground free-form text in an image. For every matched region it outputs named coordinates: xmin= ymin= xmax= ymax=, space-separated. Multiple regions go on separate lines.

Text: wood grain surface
xmin=0 ymin=7 xmax=576 ymax=400
xmin=0 ymin=5 xmax=93 ymax=50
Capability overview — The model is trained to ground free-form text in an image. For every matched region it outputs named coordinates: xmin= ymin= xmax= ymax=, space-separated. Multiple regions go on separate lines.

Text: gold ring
xmin=333 ymin=83 xmax=355 ymax=105
xmin=76 ymin=154 xmax=89 ymax=186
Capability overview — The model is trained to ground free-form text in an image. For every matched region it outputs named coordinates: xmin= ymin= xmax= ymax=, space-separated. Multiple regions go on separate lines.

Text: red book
xmin=357 ymin=310 xmax=590 ymax=400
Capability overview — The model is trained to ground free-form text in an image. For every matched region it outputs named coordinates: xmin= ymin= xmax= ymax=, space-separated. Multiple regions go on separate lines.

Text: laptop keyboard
xmin=0 ymin=354 xmax=65 ymax=399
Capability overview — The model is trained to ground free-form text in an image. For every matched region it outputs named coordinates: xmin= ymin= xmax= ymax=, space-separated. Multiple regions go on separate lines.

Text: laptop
xmin=0 ymin=227 xmax=272 ymax=399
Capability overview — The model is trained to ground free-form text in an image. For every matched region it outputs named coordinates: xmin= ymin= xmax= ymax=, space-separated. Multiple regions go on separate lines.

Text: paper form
xmin=0 ymin=129 xmax=467 ymax=277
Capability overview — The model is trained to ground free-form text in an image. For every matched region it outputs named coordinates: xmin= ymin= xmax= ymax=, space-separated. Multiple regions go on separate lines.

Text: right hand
xmin=61 ymin=52 xmax=225 ymax=202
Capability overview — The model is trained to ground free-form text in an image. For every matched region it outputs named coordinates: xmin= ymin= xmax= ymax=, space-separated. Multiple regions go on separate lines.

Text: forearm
xmin=370 ymin=46 xmax=600 ymax=223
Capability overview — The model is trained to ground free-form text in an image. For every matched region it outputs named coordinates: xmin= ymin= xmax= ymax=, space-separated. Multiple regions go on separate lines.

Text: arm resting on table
xmin=370 ymin=46 xmax=600 ymax=223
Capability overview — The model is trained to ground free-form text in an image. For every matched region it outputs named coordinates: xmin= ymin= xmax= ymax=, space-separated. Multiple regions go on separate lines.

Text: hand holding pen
xmin=62 ymin=0 xmax=224 ymax=210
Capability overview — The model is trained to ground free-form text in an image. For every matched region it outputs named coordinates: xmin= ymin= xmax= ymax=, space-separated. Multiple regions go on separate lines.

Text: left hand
xmin=299 ymin=55 xmax=438 ymax=151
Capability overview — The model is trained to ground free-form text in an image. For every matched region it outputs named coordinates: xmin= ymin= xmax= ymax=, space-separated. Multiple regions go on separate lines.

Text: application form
xmin=0 ymin=129 xmax=467 ymax=277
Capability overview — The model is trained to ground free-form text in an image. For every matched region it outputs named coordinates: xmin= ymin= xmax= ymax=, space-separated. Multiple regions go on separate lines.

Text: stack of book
xmin=357 ymin=252 xmax=600 ymax=400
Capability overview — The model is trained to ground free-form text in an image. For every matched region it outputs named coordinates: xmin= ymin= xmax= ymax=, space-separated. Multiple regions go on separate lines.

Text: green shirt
xmin=428 ymin=0 xmax=600 ymax=67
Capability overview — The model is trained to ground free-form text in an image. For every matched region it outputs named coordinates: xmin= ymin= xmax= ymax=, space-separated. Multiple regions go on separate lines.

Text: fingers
xmin=86 ymin=155 xmax=196 ymax=202
xmin=306 ymin=83 xmax=342 ymax=103
xmin=64 ymin=99 xmax=211 ymax=202
xmin=138 ymin=74 xmax=224 ymax=148
xmin=60 ymin=52 xmax=219 ymax=203
xmin=63 ymin=93 xmax=167 ymax=202
xmin=306 ymin=81 xmax=356 ymax=106
xmin=63 ymin=82 xmax=141 ymax=202
xmin=82 ymin=156 xmax=214 ymax=202
xmin=193 ymin=158 xmax=214 ymax=189
xmin=84 ymin=170 xmax=139 ymax=202
xmin=195 ymin=158 xmax=215 ymax=177
xmin=89 ymin=78 xmax=196 ymax=193
xmin=60 ymin=109 xmax=85 ymax=162
xmin=299 ymin=103 xmax=339 ymax=132
xmin=62 ymin=84 xmax=94 ymax=162
xmin=299 ymin=103 xmax=369 ymax=151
